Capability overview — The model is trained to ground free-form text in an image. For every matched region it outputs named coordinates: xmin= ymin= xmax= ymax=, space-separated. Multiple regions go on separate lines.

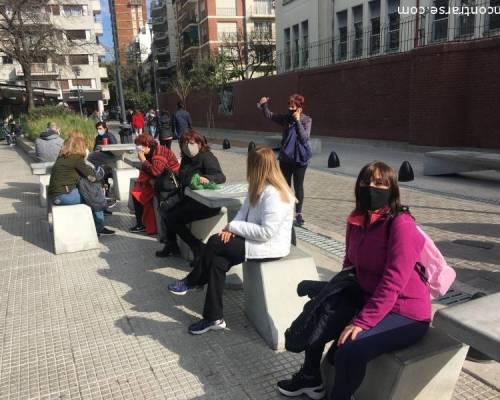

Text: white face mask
xmin=97 ymin=129 xmax=105 ymax=136
xmin=183 ymin=143 xmax=200 ymax=158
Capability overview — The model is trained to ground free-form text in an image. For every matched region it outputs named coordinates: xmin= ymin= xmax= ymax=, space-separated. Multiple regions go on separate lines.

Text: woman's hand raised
xmin=259 ymin=97 xmax=270 ymax=105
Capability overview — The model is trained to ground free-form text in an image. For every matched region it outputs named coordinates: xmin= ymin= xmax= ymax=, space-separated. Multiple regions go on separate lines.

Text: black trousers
xmin=163 ymin=198 xmax=221 ymax=250
xmin=132 ymin=196 xmax=144 ymax=226
xmin=280 ymin=161 xmax=307 ymax=214
xmin=159 ymin=139 xmax=172 ymax=149
xmin=186 ymin=234 xmax=245 ymax=321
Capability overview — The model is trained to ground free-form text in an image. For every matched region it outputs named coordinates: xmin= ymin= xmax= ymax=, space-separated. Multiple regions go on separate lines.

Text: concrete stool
xmin=320 ymin=327 xmax=468 ymax=400
xmin=39 ymin=174 xmax=51 ymax=208
xmin=243 ymin=246 xmax=319 ymax=350
xmin=177 ymin=207 xmax=244 ymax=289
xmin=52 ymin=204 xmax=99 ymax=255
xmin=113 ymin=168 xmax=139 ymax=201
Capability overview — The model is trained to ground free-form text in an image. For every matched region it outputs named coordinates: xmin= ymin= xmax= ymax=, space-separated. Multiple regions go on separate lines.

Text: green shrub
xmin=21 ymin=106 xmax=96 ymax=149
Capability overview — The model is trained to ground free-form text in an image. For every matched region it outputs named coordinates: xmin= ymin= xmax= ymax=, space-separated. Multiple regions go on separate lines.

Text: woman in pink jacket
xmin=278 ymin=161 xmax=431 ymax=400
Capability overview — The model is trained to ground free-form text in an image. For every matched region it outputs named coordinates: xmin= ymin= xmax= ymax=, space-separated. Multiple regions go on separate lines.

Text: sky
xmin=99 ymin=0 xmax=150 ymax=61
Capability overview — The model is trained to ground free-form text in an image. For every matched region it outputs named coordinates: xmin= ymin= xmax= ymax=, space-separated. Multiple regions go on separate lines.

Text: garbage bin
xmin=118 ymin=124 xmax=133 ymax=144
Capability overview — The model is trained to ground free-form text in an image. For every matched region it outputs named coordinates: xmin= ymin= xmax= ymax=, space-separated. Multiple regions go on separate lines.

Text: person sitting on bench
xmin=48 ymin=132 xmax=115 ymax=236
xmin=277 ymin=161 xmax=431 ymax=400
xmin=167 ymin=146 xmax=295 ymax=335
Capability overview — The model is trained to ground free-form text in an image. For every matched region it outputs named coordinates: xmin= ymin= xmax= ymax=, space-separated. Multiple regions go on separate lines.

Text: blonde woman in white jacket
xmin=168 ymin=146 xmax=296 ymax=335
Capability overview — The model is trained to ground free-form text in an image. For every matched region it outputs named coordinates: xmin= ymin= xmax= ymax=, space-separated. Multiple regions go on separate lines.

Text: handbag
xmin=281 ymin=123 xmax=312 ymax=165
xmin=155 ymin=170 xmax=181 ymax=214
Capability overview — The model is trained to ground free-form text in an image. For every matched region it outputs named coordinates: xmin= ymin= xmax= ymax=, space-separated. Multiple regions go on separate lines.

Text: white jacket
xmin=228 ymin=184 xmax=294 ymax=259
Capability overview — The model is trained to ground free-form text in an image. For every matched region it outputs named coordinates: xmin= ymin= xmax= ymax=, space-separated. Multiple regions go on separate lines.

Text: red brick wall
xmin=159 ymin=37 xmax=500 ymax=149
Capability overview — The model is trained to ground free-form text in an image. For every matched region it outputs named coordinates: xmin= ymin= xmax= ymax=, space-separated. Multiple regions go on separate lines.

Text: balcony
xmin=151 ymin=0 xmax=165 ymax=11
xmin=182 ymin=26 xmax=199 ymax=52
xmin=156 ymin=46 xmax=170 ymax=56
xmin=92 ymin=0 xmax=101 ymax=14
xmin=99 ymin=66 xmax=108 ymax=80
xmin=15 ymin=63 xmax=60 ymax=79
xmin=216 ymin=8 xmax=237 ymax=17
xmin=152 ymin=16 xmax=167 ymax=25
xmin=217 ymin=32 xmax=238 ymax=42
xmin=249 ymin=30 xmax=276 ymax=42
xmin=251 ymin=2 xmax=275 ymax=17
xmin=180 ymin=11 xmax=198 ymax=32
xmin=157 ymin=59 xmax=173 ymax=69
xmin=95 ymin=22 xmax=103 ymax=35
xmin=153 ymin=31 xmax=169 ymax=42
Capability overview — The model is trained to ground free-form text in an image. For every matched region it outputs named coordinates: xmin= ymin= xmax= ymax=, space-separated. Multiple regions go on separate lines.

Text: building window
xmin=201 ymin=25 xmax=208 ymax=43
xmin=62 ymin=5 xmax=87 ymax=16
xmin=2 ymin=55 xmax=13 ymax=64
xmin=217 ymin=22 xmax=238 ymax=41
xmin=72 ymin=79 xmax=91 ymax=87
xmin=488 ymin=0 xmax=500 ymax=32
xmin=292 ymin=24 xmax=299 ymax=68
xmin=199 ymin=0 xmax=207 ymax=19
xmin=52 ymin=55 xmax=66 ymax=65
xmin=456 ymin=0 xmax=475 ymax=38
xmin=284 ymin=28 xmax=291 ymax=69
xmin=45 ymin=5 xmax=60 ymax=15
xmin=66 ymin=30 xmax=87 ymax=41
xmin=352 ymin=6 xmax=363 ymax=58
xmin=58 ymin=80 xmax=70 ymax=90
xmin=216 ymin=0 xmax=236 ymax=16
xmin=301 ymin=20 xmax=308 ymax=67
xmin=369 ymin=0 xmax=381 ymax=55
xmin=69 ymin=55 xmax=90 ymax=65
xmin=254 ymin=21 xmax=272 ymax=39
xmin=432 ymin=0 xmax=449 ymax=42
xmin=337 ymin=11 xmax=348 ymax=61
xmin=387 ymin=0 xmax=400 ymax=51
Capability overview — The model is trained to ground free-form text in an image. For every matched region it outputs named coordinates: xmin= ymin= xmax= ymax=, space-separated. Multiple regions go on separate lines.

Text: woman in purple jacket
xmin=258 ymin=94 xmax=312 ymax=227
xmin=278 ymin=161 xmax=431 ymax=400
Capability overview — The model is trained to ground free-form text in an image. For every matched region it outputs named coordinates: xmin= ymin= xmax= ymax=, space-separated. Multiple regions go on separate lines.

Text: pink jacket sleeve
xmin=351 ymin=216 xmax=425 ymax=330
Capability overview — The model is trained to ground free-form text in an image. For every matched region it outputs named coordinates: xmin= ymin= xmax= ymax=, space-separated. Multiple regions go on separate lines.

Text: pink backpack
xmin=415 ymin=226 xmax=456 ymax=299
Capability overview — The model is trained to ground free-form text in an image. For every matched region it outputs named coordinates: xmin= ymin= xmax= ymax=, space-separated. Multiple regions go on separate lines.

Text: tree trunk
xmin=22 ymin=67 xmax=35 ymax=111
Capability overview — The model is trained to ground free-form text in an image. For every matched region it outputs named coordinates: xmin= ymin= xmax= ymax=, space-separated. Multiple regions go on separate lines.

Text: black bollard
xmin=398 ymin=161 xmax=414 ymax=182
xmin=327 ymin=151 xmax=340 ymax=168
xmin=248 ymin=141 xmax=256 ymax=153
xmin=222 ymin=138 xmax=231 ymax=150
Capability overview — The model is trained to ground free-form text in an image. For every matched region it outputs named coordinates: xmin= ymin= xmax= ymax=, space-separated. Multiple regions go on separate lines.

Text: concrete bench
xmin=243 ymin=246 xmax=319 ymax=350
xmin=113 ymin=167 xmax=139 ymax=202
xmin=263 ymin=135 xmax=322 ymax=154
xmin=423 ymin=150 xmax=500 ymax=176
xmin=321 ymin=327 xmax=468 ymax=400
xmin=177 ymin=207 xmax=244 ymax=289
xmin=30 ymin=162 xmax=54 ymax=208
xmin=433 ymin=292 xmax=500 ymax=362
xmin=52 ymin=204 xmax=99 ymax=255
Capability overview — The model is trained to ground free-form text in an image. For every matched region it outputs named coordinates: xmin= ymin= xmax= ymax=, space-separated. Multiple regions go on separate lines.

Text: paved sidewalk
xmin=0 ymin=141 xmax=498 ymax=399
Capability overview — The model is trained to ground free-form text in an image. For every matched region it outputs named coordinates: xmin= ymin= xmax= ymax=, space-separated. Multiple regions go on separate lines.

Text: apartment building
xmin=151 ymin=0 xmax=178 ymax=91
xmin=277 ymin=0 xmax=500 ymax=72
xmin=0 ymin=0 xmax=109 ymax=113
xmin=156 ymin=0 xmax=276 ymax=75
xmin=114 ymin=0 xmax=148 ymax=64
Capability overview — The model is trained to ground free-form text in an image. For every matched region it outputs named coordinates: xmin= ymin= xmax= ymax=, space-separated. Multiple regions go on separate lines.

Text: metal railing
xmin=218 ymin=32 xmax=238 ymax=42
xmin=252 ymin=1 xmax=275 ymax=16
xmin=277 ymin=7 xmax=500 ymax=73
xmin=216 ymin=7 xmax=237 ymax=17
xmin=249 ymin=30 xmax=276 ymax=41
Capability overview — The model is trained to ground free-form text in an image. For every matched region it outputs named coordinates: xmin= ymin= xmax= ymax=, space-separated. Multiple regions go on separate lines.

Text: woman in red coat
xmin=130 ymin=134 xmax=179 ymax=234
xmin=131 ymin=109 xmax=145 ymax=136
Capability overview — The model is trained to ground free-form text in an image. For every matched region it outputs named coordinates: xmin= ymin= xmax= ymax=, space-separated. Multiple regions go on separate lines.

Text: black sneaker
xmin=277 ymin=369 xmax=324 ymax=399
xmin=130 ymin=224 xmax=146 ymax=233
xmin=99 ymin=228 xmax=115 ymax=236
xmin=294 ymin=214 xmax=305 ymax=227
xmin=155 ymin=242 xmax=181 ymax=257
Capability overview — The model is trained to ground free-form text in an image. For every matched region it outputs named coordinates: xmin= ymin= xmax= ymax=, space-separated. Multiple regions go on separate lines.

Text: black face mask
xmin=358 ymin=186 xmax=391 ymax=211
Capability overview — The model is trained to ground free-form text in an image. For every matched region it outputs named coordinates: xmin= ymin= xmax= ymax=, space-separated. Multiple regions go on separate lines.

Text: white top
xmin=228 ymin=184 xmax=294 ymax=259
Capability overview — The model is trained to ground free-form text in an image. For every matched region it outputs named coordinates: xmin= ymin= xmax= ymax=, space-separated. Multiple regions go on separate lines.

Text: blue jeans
xmin=52 ymin=188 xmax=105 ymax=233
xmin=304 ymin=313 xmax=429 ymax=400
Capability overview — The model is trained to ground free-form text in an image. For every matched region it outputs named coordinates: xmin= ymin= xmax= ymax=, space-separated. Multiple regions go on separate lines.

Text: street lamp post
xmin=72 ymin=66 xmax=83 ymax=116
xmin=147 ymin=20 xmax=160 ymax=111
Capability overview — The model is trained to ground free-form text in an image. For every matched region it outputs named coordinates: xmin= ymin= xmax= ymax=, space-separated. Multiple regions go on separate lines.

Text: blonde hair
xmin=247 ymin=146 xmax=295 ymax=206
xmin=60 ymin=132 xmax=87 ymax=158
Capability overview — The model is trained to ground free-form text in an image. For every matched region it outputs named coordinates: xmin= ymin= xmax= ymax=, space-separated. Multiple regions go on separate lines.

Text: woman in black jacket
xmin=156 ymin=130 xmax=226 ymax=259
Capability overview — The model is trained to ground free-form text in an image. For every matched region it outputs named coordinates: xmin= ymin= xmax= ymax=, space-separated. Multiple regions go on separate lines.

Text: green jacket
xmin=48 ymin=154 xmax=95 ymax=197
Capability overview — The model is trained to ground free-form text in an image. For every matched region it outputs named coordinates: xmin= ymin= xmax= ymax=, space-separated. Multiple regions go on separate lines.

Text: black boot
xmin=155 ymin=241 xmax=181 ymax=258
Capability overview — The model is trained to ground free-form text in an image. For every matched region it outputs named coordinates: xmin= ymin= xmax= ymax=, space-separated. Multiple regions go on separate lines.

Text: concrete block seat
xmin=52 ymin=204 xmax=99 ymax=255
xmin=243 ymin=246 xmax=319 ymax=350
xmin=423 ymin=150 xmax=500 ymax=176
xmin=113 ymin=167 xmax=139 ymax=201
xmin=321 ymin=327 xmax=468 ymax=400
xmin=30 ymin=162 xmax=54 ymax=208
xmin=177 ymin=207 xmax=244 ymax=288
